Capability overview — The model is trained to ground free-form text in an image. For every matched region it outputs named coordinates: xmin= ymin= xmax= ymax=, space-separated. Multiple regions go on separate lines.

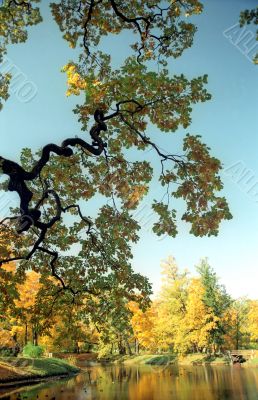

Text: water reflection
xmin=1 ymin=364 xmax=258 ymax=400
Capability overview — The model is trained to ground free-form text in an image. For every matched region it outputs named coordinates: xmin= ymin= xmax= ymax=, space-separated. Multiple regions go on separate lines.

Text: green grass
xmin=242 ymin=357 xmax=258 ymax=367
xmin=0 ymin=357 xmax=80 ymax=383
xmin=179 ymin=353 xmax=230 ymax=366
xmin=108 ymin=353 xmax=176 ymax=366
xmin=25 ymin=357 xmax=80 ymax=376
xmin=145 ymin=355 xmax=176 ymax=365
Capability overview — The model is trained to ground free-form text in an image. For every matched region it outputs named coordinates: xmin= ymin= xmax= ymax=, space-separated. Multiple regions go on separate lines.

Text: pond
xmin=1 ymin=363 xmax=258 ymax=400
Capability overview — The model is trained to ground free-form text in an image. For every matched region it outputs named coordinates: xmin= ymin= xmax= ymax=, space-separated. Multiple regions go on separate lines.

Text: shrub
xmin=22 ymin=342 xmax=44 ymax=358
xmin=0 ymin=347 xmax=13 ymax=357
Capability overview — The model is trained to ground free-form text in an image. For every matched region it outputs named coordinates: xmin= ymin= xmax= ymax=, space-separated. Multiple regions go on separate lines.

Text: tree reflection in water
xmin=1 ymin=364 xmax=258 ymax=399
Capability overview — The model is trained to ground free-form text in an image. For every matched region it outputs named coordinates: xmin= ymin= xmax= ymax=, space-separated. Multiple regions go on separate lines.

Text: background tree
xmin=196 ymin=258 xmax=231 ymax=353
xmin=223 ymin=298 xmax=250 ymax=350
xmin=247 ymin=300 xmax=258 ymax=346
xmin=154 ymin=256 xmax=189 ymax=352
xmin=176 ymin=277 xmax=220 ymax=354
xmin=2 ymin=254 xmax=258 ymax=356
xmin=129 ymin=300 xmax=158 ymax=353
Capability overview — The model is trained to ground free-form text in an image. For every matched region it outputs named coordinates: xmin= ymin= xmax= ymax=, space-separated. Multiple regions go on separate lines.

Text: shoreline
xmin=100 ymin=353 xmax=258 ymax=368
xmin=0 ymin=357 xmax=80 ymax=388
xmin=0 ymin=372 xmax=78 ymax=388
xmin=1 ymin=352 xmax=258 ymax=387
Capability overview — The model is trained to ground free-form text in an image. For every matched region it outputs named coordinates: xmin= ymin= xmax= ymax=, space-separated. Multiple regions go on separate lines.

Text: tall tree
xmin=0 ymin=1 xmax=231 ymax=312
xmin=155 ymin=256 xmax=190 ymax=351
xmin=129 ymin=300 xmax=158 ymax=353
xmin=14 ymin=271 xmax=42 ymax=346
xmin=247 ymin=300 xmax=258 ymax=345
xmin=176 ymin=277 xmax=220 ymax=354
xmin=223 ymin=298 xmax=250 ymax=350
xmin=196 ymin=258 xmax=231 ymax=352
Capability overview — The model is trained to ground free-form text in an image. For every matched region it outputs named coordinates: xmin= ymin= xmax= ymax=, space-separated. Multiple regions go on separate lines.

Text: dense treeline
xmin=1 ymin=256 xmax=258 ymax=357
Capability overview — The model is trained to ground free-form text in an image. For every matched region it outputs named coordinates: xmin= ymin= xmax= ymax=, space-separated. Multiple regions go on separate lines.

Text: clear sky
xmin=1 ymin=0 xmax=258 ymax=299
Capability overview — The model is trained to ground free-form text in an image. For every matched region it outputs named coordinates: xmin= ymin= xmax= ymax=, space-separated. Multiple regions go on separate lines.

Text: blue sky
xmin=1 ymin=0 xmax=258 ymax=298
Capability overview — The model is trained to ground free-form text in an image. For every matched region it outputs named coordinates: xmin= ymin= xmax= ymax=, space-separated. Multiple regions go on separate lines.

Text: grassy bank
xmin=105 ymin=353 xmax=232 ymax=366
xmin=178 ymin=353 xmax=230 ymax=366
xmin=104 ymin=354 xmax=176 ymax=366
xmin=242 ymin=357 xmax=258 ymax=367
xmin=114 ymin=354 xmax=176 ymax=365
xmin=0 ymin=357 xmax=80 ymax=386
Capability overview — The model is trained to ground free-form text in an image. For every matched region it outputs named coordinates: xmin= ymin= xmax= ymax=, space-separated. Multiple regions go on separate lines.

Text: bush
xmin=22 ymin=342 xmax=44 ymax=358
xmin=0 ymin=347 xmax=13 ymax=357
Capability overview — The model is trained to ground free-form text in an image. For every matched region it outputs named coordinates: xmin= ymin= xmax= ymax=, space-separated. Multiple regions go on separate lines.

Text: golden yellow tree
xmin=129 ymin=301 xmax=158 ymax=352
xmin=154 ymin=256 xmax=189 ymax=351
xmin=175 ymin=278 xmax=219 ymax=354
xmin=0 ymin=260 xmax=17 ymax=349
xmin=247 ymin=300 xmax=258 ymax=344
xmin=14 ymin=271 xmax=41 ymax=346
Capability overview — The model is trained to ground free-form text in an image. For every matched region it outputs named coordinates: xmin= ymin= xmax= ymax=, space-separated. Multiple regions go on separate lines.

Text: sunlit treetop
xmin=240 ymin=6 xmax=258 ymax=64
xmin=51 ymin=0 xmax=203 ymax=64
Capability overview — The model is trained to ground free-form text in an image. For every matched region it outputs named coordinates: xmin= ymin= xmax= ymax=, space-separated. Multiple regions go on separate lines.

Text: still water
xmin=1 ymin=363 xmax=258 ymax=400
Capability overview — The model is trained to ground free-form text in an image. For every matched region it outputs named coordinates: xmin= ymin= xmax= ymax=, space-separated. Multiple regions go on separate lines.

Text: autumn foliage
xmin=1 ymin=256 xmax=258 ymax=357
xmin=0 ymin=0 xmax=242 ymax=359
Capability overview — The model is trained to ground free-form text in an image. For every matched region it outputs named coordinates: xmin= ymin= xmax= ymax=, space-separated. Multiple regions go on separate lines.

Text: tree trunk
xmin=236 ymin=319 xmax=240 ymax=350
xmin=135 ymin=339 xmax=139 ymax=354
xmin=125 ymin=339 xmax=132 ymax=356
xmin=25 ymin=324 xmax=27 ymax=345
xmin=12 ymin=333 xmax=20 ymax=356
xmin=74 ymin=342 xmax=80 ymax=354
xmin=118 ymin=339 xmax=126 ymax=355
xmin=33 ymin=329 xmax=38 ymax=346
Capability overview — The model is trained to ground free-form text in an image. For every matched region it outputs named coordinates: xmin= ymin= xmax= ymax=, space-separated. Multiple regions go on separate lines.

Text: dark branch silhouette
xmin=0 ymin=109 xmax=107 ymax=234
